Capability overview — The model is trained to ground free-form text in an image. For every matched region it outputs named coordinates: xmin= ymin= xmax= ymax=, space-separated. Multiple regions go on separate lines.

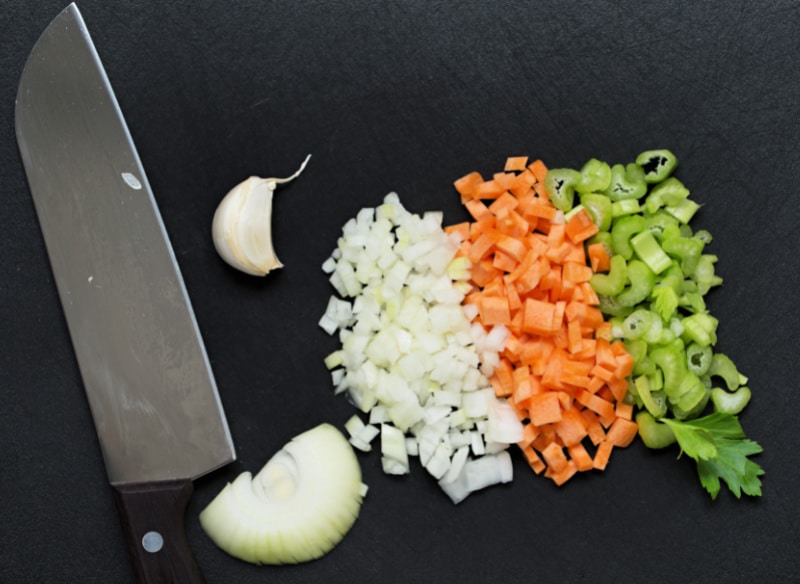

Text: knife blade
xmin=15 ymin=4 xmax=236 ymax=582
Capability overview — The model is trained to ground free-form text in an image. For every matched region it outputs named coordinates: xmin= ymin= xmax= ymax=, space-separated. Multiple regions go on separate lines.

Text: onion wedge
xmin=199 ymin=423 xmax=365 ymax=565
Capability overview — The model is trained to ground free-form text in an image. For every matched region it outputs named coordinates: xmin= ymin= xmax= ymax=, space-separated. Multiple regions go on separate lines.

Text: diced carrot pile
xmin=446 ymin=156 xmax=638 ymax=486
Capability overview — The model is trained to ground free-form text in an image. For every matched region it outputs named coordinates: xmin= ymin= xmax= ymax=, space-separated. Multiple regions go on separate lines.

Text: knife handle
xmin=112 ymin=479 xmax=204 ymax=584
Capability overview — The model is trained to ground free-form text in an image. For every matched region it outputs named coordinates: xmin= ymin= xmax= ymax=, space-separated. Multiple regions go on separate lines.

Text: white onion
xmin=381 ymin=424 xmax=410 ymax=475
xmin=438 ymin=451 xmax=513 ymax=505
xmin=344 ymin=414 xmax=380 ymax=452
xmin=199 ymin=424 xmax=365 ymax=564
xmin=319 ymin=193 xmax=523 ymax=503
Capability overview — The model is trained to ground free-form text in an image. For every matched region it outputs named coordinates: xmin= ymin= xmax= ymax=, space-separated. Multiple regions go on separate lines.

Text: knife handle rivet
xmin=141 ymin=530 xmax=164 ymax=553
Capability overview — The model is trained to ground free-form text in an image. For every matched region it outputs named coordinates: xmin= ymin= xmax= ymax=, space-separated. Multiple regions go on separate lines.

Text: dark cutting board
xmin=2 ymin=2 xmax=798 ymax=583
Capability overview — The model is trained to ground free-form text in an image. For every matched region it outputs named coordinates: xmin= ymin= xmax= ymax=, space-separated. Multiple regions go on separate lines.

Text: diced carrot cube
xmin=521 ymin=445 xmax=546 ymax=474
xmin=579 ymin=282 xmax=600 ymax=305
xmin=562 ymin=261 xmax=594 ymax=284
xmin=546 ymin=460 xmax=579 ymax=486
xmin=565 ymin=208 xmax=599 ymax=243
xmin=554 ymin=407 xmax=588 ymax=447
xmin=567 ymin=443 xmax=595 ymax=472
xmin=513 ymin=378 xmax=532 ymax=407
xmin=577 ymin=389 xmax=616 ymax=420
xmin=480 ymin=295 xmax=511 ymax=326
xmin=586 ymin=375 xmax=607 ymax=394
xmin=581 ymin=409 xmax=607 ymax=445
xmin=541 ymin=442 xmax=569 ymax=473
xmin=614 ymin=351 xmax=636 ymax=379
xmin=533 ymin=181 xmax=550 ymax=201
xmin=467 ymin=231 xmax=497 ymax=264
xmin=495 ymin=234 xmax=529 ymax=262
xmin=454 ymin=171 xmax=483 ymax=200
xmin=470 ymin=260 xmax=502 ymax=287
xmin=522 ymin=298 xmax=559 ymax=336
xmin=590 ymin=364 xmax=616 ymax=382
xmin=475 ymin=179 xmax=506 ymax=200
xmin=529 ymin=391 xmax=562 ymax=426
xmin=606 ymin=417 xmax=639 ymax=448
xmin=587 ymin=242 xmax=611 ymax=272
xmin=464 ymin=198 xmax=493 ymax=221
xmin=490 ymin=357 xmax=514 ymax=397
xmin=615 ymin=401 xmax=634 ymax=421
xmin=488 ymin=191 xmax=519 ymax=214
xmin=567 ymin=319 xmax=583 ymax=354
xmin=607 ymin=376 xmax=631 ymax=403
xmin=504 ymin=277 xmax=523 ymax=311
xmin=492 ymin=250 xmax=518 ymax=273
xmin=504 ymin=156 xmax=529 ymax=172
xmin=593 ymin=440 xmax=614 ymax=470
xmin=517 ymin=423 xmax=540 ymax=449
xmin=529 ymin=159 xmax=548 ymax=183
xmin=595 ymin=338 xmax=618 ymax=372
xmin=493 ymin=172 xmax=518 ymax=192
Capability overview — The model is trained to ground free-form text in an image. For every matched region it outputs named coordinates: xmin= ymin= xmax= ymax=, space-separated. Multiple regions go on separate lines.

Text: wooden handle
xmin=112 ymin=479 xmax=204 ymax=584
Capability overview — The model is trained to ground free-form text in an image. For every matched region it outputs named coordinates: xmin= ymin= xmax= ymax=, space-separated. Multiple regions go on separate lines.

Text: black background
xmin=2 ymin=1 xmax=799 ymax=583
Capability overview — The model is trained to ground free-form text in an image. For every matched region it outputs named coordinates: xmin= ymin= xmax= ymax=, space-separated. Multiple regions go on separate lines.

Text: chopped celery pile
xmin=547 ymin=149 xmax=763 ymax=499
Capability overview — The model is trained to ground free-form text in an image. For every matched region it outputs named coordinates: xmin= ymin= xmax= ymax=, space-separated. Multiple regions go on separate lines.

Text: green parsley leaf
xmin=662 ymin=413 xmax=764 ymax=499
xmin=697 ymin=438 xmax=764 ymax=499
xmin=651 ymin=286 xmax=679 ymax=323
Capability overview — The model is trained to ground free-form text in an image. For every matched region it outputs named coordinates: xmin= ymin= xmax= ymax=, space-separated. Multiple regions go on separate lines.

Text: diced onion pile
xmin=320 ymin=193 xmax=523 ymax=503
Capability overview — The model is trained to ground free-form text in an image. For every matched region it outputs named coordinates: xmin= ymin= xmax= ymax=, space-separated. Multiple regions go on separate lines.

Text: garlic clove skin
xmin=212 ymin=155 xmax=310 ymax=276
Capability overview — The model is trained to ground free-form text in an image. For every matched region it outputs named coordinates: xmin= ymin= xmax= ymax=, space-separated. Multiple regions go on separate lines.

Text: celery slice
xmin=611 ymin=199 xmax=641 ymax=218
xmin=710 ymin=386 xmax=751 ymax=415
xmin=643 ymin=211 xmax=680 ymax=240
xmin=580 ymin=194 xmax=613 ymax=231
xmin=611 ymin=215 xmax=647 ymax=259
xmin=636 ymin=149 xmax=678 ymax=184
xmin=545 ymin=168 xmax=581 ymax=211
xmin=577 ymin=158 xmax=612 ymax=194
xmin=644 ymin=177 xmax=690 ymax=214
xmin=634 ymin=375 xmax=668 ymax=418
xmin=708 ymin=353 xmax=746 ymax=390
xmin=622 ymin=309 xmax=656 ymax=340
xmin=631 ymin=230 xmax=672 ymax=274
xmin=686 ymin=343 xmax=713 ymax=376
xmin=590 ymin=254 xmax=627 ymax=296
xmin=635 ymin=411 xmax=677 ymax=448
xmin=691 ymin=254 xmax=723 ymax=294
xmin=681 ymin=313 xmax=719 ymax=347
xmin=665 ymin=198 xmax=701 ymax=224
xmin=604 ymin=163 xmax=647 ymax=201
xmin=648 ymin=341 xmax=688 ymax=402
xmin=662 ymin=233 xmax=705 ymax=274
xmin=598 ymin=294 xmax=634 ymax=317
xmin=615 ymin=260 xmax=655 ymax=306
xmin=674 ymin=374 xmax=708 ymax=412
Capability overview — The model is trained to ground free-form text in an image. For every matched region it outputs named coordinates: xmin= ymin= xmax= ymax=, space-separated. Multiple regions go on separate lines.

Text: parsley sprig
xmin=662 ymin=412 xmax=764 ymax=499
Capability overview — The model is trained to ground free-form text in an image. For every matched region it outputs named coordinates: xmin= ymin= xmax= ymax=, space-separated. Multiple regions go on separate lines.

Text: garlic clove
xmin=212 ymin=155 xmax=311 ymax=276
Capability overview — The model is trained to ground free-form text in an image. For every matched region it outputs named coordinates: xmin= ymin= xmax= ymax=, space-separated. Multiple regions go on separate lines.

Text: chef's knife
xmin=15 ymin=4 xmax=236 ymax=582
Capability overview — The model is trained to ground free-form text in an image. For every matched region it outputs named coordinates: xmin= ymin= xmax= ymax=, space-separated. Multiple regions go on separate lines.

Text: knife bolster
xmin=112 ymin=479 xmax=204 ymax=584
